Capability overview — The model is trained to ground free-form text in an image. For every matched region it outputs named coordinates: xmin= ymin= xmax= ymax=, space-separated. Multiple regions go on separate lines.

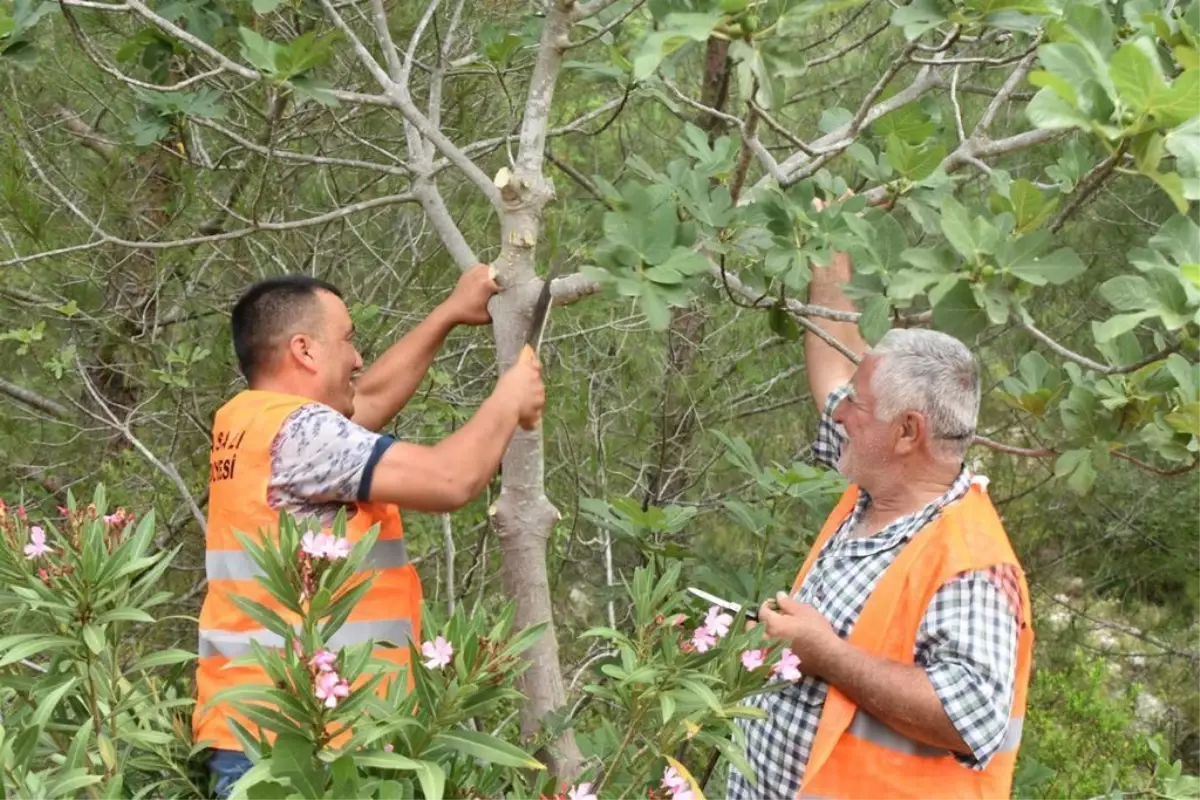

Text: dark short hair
xmin=230 ymin=275 xmax=343 ymax=380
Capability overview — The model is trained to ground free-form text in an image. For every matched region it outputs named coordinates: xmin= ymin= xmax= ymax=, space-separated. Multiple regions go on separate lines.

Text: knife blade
xmin=686 ymin=586 xmax=759 ymax=622
xmin=526 ymin=274 xmax=553 ymax=354
xmin=525 ymin=256 xmax=567 ymax=356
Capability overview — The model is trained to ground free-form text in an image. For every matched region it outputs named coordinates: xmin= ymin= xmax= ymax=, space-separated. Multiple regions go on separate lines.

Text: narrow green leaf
xmin=0 ymin=635 xmax=78 ymax=666
xmin=96 ymin=608 xmax=156 ymax=625
xmin=48 ymin=771 xmax=105 ymax=797
xmin=82 ymin=625 xmax=105 ymax=655
xmin=32 ymin=677 xmax=79 ymax=730
xmin=430 ymin=729 xmax=545 ymax=769
xmin=268 ymin=732 xmax=323 ymax=799
xmin=129 ymin=648 xmax=197 ymax=671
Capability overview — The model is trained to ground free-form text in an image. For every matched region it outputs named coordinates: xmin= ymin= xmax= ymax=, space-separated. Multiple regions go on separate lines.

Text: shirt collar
xmin=836 ymin=467 xmax=974 ymax=555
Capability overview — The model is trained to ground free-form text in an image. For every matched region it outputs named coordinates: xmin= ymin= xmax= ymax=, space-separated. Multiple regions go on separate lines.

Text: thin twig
xmin=950 ymin=65 xmax=966 ymax=143
xmin=1050 ymin=143 xmax=1129 ymax=233
xmin=566 ymin=0 xmax=646 ymax=49
xmin=1022 ymin=322 xmax=1181 ymax=375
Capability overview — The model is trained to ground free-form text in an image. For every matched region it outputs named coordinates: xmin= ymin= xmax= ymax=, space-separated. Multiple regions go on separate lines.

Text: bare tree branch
xmin=8 ymin=134 xmax=422 ymax=260
xmin=369 ymin=0 xmax=407 ymax=82
xmin=74 ymin=359 xmax=207 ymax=531
xmin=807 ymin=20 xmax=890 ymax=67
xmin=573 ymin=0 xmax=628 ymax=21
xmin=567 ymin=0 xmax=646 ymax=49
xmin=1021 ymin=321 xmax=1182 ymax=375
xmin=54 ymin=106 xmax=117 ymax=161
xmin=1050 ymin=142 xmax=1128 ymax=233
xmin=971 ymin=436 xmax=1055 ymax=458
xmin=413 ymin=178 xmax=480 ymax=269
xmin=550 ymin=271 xmax=604 ymax=305
xmin=975 ymin=49 xmax=1039 ymax=133
xmin=428 ymin=0 xmax=469 ymax=131
xmin=190 ymin=117 xmax=411 ymax=177
xmin=765 ymin=61 xmax=942 ymax=191
xmin=0 ymin=377 xmax=71 ymax=419
xmin=514 ymin=2 xmax=573 ymax=176
xmin=1112 ymin=451 xmax=1199 ymax=477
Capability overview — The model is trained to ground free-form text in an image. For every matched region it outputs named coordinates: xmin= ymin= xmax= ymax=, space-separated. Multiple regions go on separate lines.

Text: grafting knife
xmin=687 ymin=586 xmax=760 ymax=622
xmin=525 ymin=258 xmax=564 ymax=356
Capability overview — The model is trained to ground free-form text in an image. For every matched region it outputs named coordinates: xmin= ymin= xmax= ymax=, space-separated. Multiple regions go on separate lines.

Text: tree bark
xmin=488 ymin=0 xmax=584 ymax=781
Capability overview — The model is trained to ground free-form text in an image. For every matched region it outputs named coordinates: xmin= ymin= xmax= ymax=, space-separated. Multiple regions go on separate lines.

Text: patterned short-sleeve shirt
xmin=726 ymin=386 xmax=1022 ymax=799
xmin=266 ymin=403 xmax=395 ymax=528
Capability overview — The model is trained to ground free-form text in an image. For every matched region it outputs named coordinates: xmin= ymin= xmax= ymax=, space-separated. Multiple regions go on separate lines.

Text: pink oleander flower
xmin=314 ymin=670 xmax=350 ymax=709
xmin=325 ymin=536 xmax=351 ymax=560
xmin=301 ymin=531 xmax=331 ymax=558
xmin=567 ymin=782 xmax=598 ymax=800
xmin=309 ymin=649 xmax=337 ymax=672
xmin=421 ymin=636 xmax=453 ymax=669
xmin=15 ymin=506 xmax=27 ymax=522
xmin=690 ymin=626 xmax=717 ymax=653
xmin=740 ymin=648 xmax=767 ymax=671
xmin=23 ymin=526 xmax=51 ymax=560
xmin=300 ymin=531 xmax=351 ymax=560
xmin=661 ymin=767 xmax=688 ymax=795
xmin=772 ymin=648 xmax=803 ymax=682
xmin=662 ymin=769 xmax=696 ymax=800
xmin=703 ymin=605 xmax=733 ymax=638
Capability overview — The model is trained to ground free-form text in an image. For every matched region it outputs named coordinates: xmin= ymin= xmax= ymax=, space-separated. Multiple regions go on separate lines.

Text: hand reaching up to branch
xmin=441 ymin=264 xmax=500 ymax=326
xmin=805 ymin=194 xmax=868 ymax=411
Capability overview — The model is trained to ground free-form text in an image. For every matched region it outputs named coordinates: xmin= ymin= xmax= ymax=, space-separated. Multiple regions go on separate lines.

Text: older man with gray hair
xmin=728 ymin=234 xmax=1033 ymax=799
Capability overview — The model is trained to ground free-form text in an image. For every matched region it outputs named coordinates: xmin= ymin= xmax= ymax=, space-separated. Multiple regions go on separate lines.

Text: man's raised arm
xmin=805 ymin=246 xmax=867 ymax=412
xmin=352 ymin=265 xmax=497 ymax=432
xmin=363 ymin=349 xmax=544 ymax=512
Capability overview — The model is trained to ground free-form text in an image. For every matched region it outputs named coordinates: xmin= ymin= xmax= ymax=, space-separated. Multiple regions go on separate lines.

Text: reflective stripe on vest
xmin=199 ymin=618 xmax=412 ymax=659
xmin=205 ymin=537 xmax=409 ymax=581
xmin=847 ymin=710 xmax=1024 ymax=758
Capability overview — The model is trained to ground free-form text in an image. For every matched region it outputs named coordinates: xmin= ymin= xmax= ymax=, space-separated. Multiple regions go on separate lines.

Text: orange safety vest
xmin=193 ymin=390 xmax=423 ymax=752
xmin=791 ymin=479 xmax=1033 ymax=800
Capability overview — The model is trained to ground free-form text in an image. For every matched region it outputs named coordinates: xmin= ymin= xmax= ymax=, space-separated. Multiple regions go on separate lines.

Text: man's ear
xmin=895 ymin=411 xmax=925 ymax=455
xmin=287 ymin=333 xmax=319 ymax=374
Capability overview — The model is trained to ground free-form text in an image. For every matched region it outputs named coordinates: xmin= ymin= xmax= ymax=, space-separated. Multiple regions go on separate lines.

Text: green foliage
xmin=0 ymin=489 xmax=202 ymax=799
xmin=1016 ymin=646 xmax=1197 ymax=799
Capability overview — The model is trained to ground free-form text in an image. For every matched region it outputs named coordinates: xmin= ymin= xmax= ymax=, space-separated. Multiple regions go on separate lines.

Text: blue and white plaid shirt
xmin=727 ymin=386 xmax=1022 ymax=800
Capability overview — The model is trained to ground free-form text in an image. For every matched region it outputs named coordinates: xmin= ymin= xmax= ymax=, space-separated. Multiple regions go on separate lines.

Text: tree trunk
xmin=487 ymin=0 xmax=584 ymax=781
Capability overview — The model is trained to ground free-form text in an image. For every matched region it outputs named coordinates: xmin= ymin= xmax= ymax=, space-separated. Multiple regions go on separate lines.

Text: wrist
xmin=428 ymin=301 xmax=461 ymax=332
xmin=488 ymin=381 xmax=523 ymax=425
xmin=803 ymin=631 xmax=846 ymax=679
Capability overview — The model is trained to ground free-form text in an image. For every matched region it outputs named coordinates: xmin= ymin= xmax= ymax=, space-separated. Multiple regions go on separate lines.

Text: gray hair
xmin=868 ymin=329 xmax=980 ymax=461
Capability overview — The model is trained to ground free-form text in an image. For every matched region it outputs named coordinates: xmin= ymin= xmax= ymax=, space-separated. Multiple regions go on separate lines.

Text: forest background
xmin=0 ymin=0 xmax=1198 ymax=796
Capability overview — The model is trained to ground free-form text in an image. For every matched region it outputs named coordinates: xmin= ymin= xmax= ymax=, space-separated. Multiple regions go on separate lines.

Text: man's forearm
xmin=352 ymin=304 xmax=457 ymax=431
xmin=805 ymin=251 xmax=867 ymax=406
xmin=433 ymin=391 xmax=521 ymax=502
xmin=808 ymin=635 xmax=970 ymax=754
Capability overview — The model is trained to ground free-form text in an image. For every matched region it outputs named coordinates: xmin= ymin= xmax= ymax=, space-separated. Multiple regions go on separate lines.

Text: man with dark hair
xmin=229 ymin=274 xmax=346 ymax=382
xmin=195 ymin=264 xmax=544 ymax=796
